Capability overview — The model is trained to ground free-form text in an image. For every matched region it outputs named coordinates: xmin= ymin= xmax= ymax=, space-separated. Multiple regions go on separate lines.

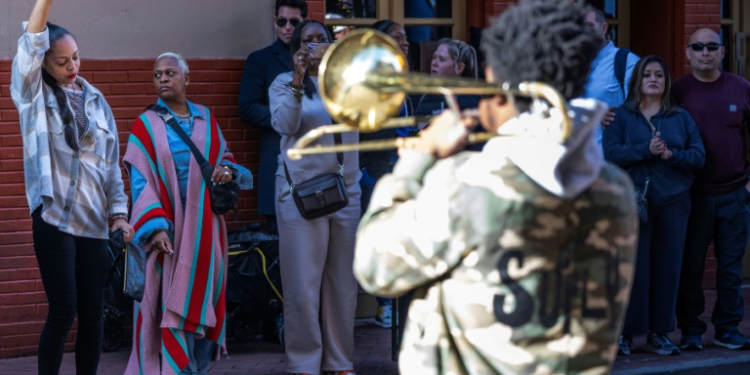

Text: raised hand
xmin=27 ymin=0 xmax=54 ymax=33
xmin=401 ymin=110 xmax=474 ymax=159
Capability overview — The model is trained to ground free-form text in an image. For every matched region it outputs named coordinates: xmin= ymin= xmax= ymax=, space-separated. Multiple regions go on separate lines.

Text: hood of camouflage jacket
xmin=482 ymin=98 xmax=608 ymax=199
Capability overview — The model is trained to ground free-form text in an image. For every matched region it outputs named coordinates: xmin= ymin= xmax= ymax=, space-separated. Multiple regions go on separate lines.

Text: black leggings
xmin=31 ymin=208 xmax=109 ymax=375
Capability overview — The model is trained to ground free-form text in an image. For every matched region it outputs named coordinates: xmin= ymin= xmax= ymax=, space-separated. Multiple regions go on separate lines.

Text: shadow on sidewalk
xmin=2 ymin=288 xmax=750 ymax=374
xmin=612 ymin=286 xmax=750 ymax=375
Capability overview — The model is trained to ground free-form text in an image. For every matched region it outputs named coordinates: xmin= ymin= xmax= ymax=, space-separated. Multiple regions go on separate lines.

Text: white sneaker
xmin=374 ymin=304 xmax=392 ymax=328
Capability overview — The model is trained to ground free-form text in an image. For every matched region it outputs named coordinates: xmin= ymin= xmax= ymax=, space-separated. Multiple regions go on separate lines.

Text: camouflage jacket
xmin=354 ymin=148 xmax=637 ymax=375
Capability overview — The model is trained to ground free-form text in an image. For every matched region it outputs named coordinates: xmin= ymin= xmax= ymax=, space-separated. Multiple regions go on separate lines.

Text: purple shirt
xmin=672 ymin=72 xmax=750 ymax=195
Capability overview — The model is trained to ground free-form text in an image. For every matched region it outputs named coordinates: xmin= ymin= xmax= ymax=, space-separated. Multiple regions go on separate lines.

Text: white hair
xmin=156 ymin=52 xmax=189 ymax=74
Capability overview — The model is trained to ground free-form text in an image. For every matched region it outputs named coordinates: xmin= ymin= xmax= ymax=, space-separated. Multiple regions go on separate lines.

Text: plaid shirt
xmin=11 ymin=25 xmax=128 ymax=239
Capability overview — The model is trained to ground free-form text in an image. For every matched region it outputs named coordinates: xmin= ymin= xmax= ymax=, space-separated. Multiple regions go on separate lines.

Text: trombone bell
xmin=319 ymin=29 xmax=408 ymax=132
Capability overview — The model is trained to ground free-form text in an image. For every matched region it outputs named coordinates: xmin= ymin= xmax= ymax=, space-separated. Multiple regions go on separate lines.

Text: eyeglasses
xmin=276 ymin=18 xmax=301 ymax=28
xmin=688 ymin=42 xmax=722 ymax=52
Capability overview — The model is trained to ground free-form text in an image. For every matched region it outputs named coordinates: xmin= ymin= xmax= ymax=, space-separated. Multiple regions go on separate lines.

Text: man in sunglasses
xmin=239 ymin=0 xmax=307 ymax=234
xmin=673 ymin=27 xmax=750 ymax=352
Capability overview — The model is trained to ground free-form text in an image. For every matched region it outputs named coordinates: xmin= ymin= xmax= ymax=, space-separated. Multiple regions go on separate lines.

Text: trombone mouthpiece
xmin=287 ymin=149 xmax=302 ymax=161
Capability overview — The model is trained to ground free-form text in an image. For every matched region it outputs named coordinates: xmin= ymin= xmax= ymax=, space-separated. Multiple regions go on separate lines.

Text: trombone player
xmin=353 ymin=1 xmax=638 ymax=374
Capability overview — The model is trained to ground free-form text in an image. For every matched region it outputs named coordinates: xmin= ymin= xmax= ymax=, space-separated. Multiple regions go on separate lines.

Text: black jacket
xmin=238 ymin=39 xmax=294 ymax=215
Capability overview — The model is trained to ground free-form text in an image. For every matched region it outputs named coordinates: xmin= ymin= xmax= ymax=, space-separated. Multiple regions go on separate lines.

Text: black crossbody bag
xmin=283 ymin=133 xmax=348 ymax=220
xmin=148 ymin=105 xmax=239 ymax=215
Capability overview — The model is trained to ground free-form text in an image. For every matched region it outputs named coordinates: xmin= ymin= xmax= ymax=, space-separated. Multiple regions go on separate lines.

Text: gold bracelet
xmin=287 ymin=82 xmax=304 ymax=99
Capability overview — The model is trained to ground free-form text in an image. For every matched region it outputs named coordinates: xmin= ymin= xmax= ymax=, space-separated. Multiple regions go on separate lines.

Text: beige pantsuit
xmin=276 ymin=175 xmax=360 ymax=374
xmin=269 ymin=71 xmax=362 ymax=375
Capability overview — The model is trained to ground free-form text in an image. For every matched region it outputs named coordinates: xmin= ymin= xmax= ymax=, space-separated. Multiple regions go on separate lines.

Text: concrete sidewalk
xmin=1 ymin=288 xmax=750 ymax=374
xmin=0 ymin=323 xmax=399 ymax=375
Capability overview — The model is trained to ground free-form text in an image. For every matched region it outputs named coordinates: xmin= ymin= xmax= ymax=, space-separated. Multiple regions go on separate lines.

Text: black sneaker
xmin=679 ymin=334 xmax=704 ymax=351
xmin=618 ymin=335 xmax=633 ymax=356
xmin=713 ymin=331 xmax=750 ymax=350
xmin=644 ymin=332 xmax=680 ymax=356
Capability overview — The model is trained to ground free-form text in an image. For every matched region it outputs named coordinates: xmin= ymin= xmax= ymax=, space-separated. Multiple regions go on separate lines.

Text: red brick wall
xmin=484 ymin=0 xmax=518 ymax=16
xmin=0 ymin=57 xmax=257 ymax=358
xmin=308 ymin=0 xmax=324 ymax=21
xmin=673 ymin=0 xmax=722 ymax=77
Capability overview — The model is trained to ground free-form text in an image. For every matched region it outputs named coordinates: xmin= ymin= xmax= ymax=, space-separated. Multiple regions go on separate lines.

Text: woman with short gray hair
xmin=123 ymin=52 xmax=252 ymax=375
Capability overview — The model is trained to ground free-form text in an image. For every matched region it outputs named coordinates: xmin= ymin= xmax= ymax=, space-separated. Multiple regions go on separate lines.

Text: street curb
xmin=613 ymin=355 xmax=750 ymax=375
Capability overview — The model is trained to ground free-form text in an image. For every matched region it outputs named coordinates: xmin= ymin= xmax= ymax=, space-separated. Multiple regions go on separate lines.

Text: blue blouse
xmin=130 ymin=99 xmax=252 ymax=245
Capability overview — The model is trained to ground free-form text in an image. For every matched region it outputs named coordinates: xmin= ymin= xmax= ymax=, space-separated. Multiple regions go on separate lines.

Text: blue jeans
xmin=676 ymin=186 xmax=750 ymax=336
xmin=178 ymin=332 xmax=215 ymax=375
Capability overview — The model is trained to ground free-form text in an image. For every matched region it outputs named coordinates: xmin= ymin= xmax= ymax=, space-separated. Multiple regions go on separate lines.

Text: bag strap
xmin=283 ymin=133 xmax=344 ymax=193
xmin=643 ymin=117 xmax=662 ymax=195
xmin=147 ymin=104 xmax=214 ymax=187
xmin=614 ymin=48 xmax=631 ymax=98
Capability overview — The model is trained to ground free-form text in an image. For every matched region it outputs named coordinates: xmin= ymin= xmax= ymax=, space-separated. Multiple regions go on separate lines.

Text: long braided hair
xmin=42 ymin=22 xmax=79 ymax=151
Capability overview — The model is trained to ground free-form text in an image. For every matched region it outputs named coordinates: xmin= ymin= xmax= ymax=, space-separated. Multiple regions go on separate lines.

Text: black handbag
xmin=283 ymin=133 xmax=348 ymax=220
xmin=148 ymin=105 xmax=240 ymax=215
xmin=110 ymin=229 xmax=147 ymax=302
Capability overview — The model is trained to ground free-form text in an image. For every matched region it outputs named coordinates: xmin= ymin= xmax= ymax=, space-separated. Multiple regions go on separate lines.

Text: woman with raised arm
xmin=10 ymin=0 xmax=134 ymax=374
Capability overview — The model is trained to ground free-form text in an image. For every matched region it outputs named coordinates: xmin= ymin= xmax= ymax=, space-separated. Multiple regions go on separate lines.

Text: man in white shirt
xmin=584 ymin=6 xmax=640 ymax=143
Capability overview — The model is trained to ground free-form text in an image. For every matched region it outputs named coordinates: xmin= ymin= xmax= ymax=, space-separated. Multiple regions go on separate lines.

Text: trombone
xmin=287 ymin=29 xmax=574 ymax=160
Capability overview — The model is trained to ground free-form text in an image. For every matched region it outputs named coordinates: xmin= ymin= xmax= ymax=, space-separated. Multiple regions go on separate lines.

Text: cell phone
xmin=307 ymin=43 xmax=329 ymax=59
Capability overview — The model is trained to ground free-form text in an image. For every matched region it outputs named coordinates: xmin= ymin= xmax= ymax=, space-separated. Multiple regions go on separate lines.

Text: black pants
xmin=677 ymin=186 xmax=750 ymax=336
xmin=31 ymin=208 xmax=109 ymax=375
xmin=622 ymin=194 xmax=691 ymax=335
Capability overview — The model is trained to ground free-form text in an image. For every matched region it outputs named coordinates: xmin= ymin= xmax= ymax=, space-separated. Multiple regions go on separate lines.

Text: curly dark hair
xmin=480 ymin=0 xmax=602 ymax=102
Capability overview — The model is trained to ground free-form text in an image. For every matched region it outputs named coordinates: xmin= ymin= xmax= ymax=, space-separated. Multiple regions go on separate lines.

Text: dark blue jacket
xmin=238 ymin=39 xmax=294 ymax=215
xmin=603 ymin=103 xmax=705 ymax=205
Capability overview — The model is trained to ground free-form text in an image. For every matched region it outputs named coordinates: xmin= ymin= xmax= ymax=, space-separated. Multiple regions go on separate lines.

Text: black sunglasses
xmin=276 ymin=18 xmax=301 ymax=27
xmin=688 ymin=42 xmax=722 ymax=52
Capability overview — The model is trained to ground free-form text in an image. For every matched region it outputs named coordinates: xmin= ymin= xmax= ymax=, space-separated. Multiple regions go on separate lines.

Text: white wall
xmin=0 ymin=0 xmax=275 ymax=59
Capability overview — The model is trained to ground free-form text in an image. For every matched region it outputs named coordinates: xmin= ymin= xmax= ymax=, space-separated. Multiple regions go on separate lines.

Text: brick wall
xmin=0 ymin=57 xmax=257 ymax=358
xmin=484 ymin=0 xmax=518 ymax=17
xmin=674 ymin=0 xmax=722 ymax=77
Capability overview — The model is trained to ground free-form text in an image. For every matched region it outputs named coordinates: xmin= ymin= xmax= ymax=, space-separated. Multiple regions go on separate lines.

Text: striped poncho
xmin=123 ymin=108 xmax=234 ymax=375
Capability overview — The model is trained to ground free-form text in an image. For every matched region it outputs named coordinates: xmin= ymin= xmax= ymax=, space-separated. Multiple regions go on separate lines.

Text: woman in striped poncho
xmin=123 ymin=53 xmax=252 ymax=375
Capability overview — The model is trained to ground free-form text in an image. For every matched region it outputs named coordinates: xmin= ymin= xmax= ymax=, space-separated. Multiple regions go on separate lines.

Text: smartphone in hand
xmin=307 ymin=43 xmax=329 ymax=59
